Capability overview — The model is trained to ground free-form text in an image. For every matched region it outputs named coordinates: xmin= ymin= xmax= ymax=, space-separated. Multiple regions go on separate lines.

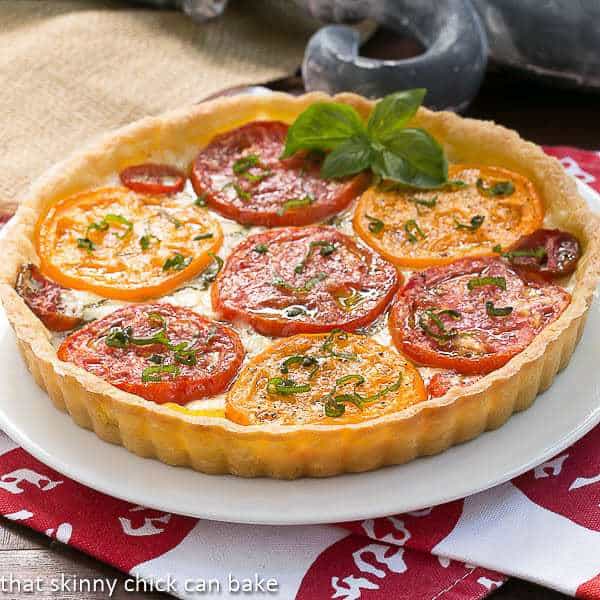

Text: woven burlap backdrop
xmin=0 ymin=0 xmax=320 ymax=207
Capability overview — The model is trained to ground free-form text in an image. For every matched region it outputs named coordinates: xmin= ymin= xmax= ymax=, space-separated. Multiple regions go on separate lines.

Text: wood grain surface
xmin=1 ymin=23 xmax=595 ymax=600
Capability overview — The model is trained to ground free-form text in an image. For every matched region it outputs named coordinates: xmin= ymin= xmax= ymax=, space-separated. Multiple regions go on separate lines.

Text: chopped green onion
xmin=476 ymin=179 xmax=515 ymax=197
xmin=486 ymin=301 xmax=513 ymax=317
xmin=404 ymin=219 xmax=426 ymax=243
xmin=194 ymin=232 xmax=214 ymax=241
xmin=277 ymin=195 xmax=314 ymax=216
xmin=467 ymin=276 xmax=507 ymax=291
xmin=254 ymin=244 xmax=268 ymax=254
xmin=142 ymin=364 xmax=180 ymax=383
xmin=366 ymin=214 xmax=384 ymax=234
xmin=454 ymin=215 xmax=485 ymax=231
xmin=148 ymin=354 xmax=164 ymax=364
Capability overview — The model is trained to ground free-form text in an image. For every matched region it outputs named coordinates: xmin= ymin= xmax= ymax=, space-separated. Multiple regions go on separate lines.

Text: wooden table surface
xmin=1 ymin=25 xmax=597 ymax=600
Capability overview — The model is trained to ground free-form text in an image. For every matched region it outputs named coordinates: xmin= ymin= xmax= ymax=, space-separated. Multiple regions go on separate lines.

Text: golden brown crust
xmin=0 ymin=92 xmax=599 ymax=478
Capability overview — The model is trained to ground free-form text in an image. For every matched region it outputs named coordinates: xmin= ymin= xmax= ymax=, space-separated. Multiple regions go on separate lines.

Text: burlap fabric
xmin=0 ymin=1 xmax=314 ymax=206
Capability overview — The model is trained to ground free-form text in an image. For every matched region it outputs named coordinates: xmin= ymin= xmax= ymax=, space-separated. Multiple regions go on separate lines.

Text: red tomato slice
xmin=499 ymin=228 xmax=581 ymax=279
xmin=389 ymin=257 xmax=570 ymax=375
xmin=120 ymin=163 xmax=186 ymax=195
xmin=57 ymin=303 xmax=244 ymax=405
xmin=426 ymin=370 xmax=481 ymax=398
xmin=212 ymin=226 xmax=400 ymax=337
xmin=190 ymin=121 xmax=368 ymax=227
xmin=15 ymin=264 xmax=82 ymax=331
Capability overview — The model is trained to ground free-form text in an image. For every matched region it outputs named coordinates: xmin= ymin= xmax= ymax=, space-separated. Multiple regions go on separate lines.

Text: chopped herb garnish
xmin=223 ymin=182 xmax=251 ymax=202
xmin=266 ymin=377 xmax=311 ymax=395
xmin=142 ymin=364 xmax=180 ymax=383
xmin=232 ymin=154 xmax=271 ymax=182
xmin=102 ymin=214 xmax=133 ymax=238
xmin=280 ymin=355 xmax=319 ymax=378
xmin=253 ymin=243 xmax=269 ymax=254
xmin=467 ymin=276 xmax=507 ymax=291
xmin=233 ymin=154 xmax=260 ymax=175
xmin=295 ymin=240 xmax=336 ymax=273
xmin=366 ymin=214 xmax=384 ymax=234
xmin=172 ymin=343 xmax=197 ymax=366
xmin=454 ymin=214 xmax=485 ymax=232
xmin=419 ymin=308 xmax=460 ymax=342
xmin=285 ymin=306 xmax=307 ymax=318
xmin=323 ymin=373 xmax=403 ymax=417
xmin=404 ymin=219 xmax=426 ymax=243
xmin=194 ymin=194 xmax=207 ymax=207
xmin=409 ymin=195 xmax=437 ymax=208
xmin=273 ymin=272 xmax=327 ymax=293
xmin=149 ymin=354 xmax=164 ymax=364
xmin=139 ymin=234 xmax=159 ymax=250
xmin=277 ymin=195 xmax=314 ymax=216
xmin=105 ymin=327 xmax=131 ymax=348
xmin=320 ymin=329 xmax=358 ymax=361
xmin=476 ymin=178 xmax=515 ymax=197
xmin=163 ymin=253 xmax=192 ymax=271
xmin=494 ymin=245 xmax=547 ymax=262
xmin=199 ymin=252 xmax=223 ymax=286
xmin=486 ymin=301 xmax=513 ymax=317
xmin=77 ymin=237 xmax=95 ymax=253
xmin=446 ymin=179 xmax=468 ymax=189
xmin=194 ymin=232 xmax=214 ymax=241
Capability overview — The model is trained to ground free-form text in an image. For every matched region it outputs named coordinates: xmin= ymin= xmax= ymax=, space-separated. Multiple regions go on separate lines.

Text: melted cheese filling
xmin=50 ymin=178 xmax=571 ymax=413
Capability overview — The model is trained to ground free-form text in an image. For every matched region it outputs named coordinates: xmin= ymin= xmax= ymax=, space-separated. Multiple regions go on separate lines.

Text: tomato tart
xmin=0 ymin=91 xmax=598 ymax=478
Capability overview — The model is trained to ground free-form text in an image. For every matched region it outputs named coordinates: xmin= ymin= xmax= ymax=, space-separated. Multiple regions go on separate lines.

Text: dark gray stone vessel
xmin=301 ymin=0 xmax=488 ymax=112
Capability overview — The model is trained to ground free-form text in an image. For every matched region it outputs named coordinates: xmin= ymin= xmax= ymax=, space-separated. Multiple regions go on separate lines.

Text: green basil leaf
xmin=367 ymin=89 xmax=426 ymax=143
xmin=281 ymin=103 xmax=366 ymax=158
xmin=372 ymin=128 xmax=448 ymax=189
xmin=320 ymin=135 xmax=373 ymax=179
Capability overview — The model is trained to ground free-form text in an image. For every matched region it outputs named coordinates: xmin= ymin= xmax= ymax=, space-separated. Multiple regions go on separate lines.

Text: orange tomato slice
xmin=36 ymin=187 xmax=223 ymax=301
xmin=226 ymin=331 xmax=426 ymax=426
xmin=353 ymin=164 xmax=543 ymax=268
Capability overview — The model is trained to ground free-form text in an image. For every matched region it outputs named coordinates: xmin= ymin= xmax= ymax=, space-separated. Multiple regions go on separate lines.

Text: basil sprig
xmin=282 ymin=89 xmax=448 ymax=189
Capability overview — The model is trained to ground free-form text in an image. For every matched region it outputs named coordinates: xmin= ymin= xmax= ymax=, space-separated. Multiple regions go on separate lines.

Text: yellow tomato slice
xmin=36 ymin=187 xmax=223 ymax=300
xmin=353 ymin=164 xmax=544 ymax=268
xmin=226 ymin=331 xmax=426 ymax=426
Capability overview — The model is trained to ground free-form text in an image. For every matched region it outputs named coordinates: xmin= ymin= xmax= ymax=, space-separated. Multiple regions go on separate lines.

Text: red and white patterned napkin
xmin=0 ymin=147 xmax=598 ymax=600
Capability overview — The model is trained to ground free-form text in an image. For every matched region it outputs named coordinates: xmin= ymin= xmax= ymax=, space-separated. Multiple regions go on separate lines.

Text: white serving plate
xmin=0 ymin=180 xmax=597 ymax=526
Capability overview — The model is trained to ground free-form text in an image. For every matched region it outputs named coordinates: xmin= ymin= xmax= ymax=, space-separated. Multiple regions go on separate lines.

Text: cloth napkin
xmin=0 ymin=148 xmax=598 ymax=599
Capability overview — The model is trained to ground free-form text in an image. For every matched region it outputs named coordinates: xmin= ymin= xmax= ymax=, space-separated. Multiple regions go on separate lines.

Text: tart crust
xmin=0 ymin=92 xmax=598 ymax=478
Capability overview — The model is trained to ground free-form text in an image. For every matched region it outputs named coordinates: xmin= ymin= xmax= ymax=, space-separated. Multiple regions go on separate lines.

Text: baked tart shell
xmin=0 ymin=92 xmax=598 ymax=478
